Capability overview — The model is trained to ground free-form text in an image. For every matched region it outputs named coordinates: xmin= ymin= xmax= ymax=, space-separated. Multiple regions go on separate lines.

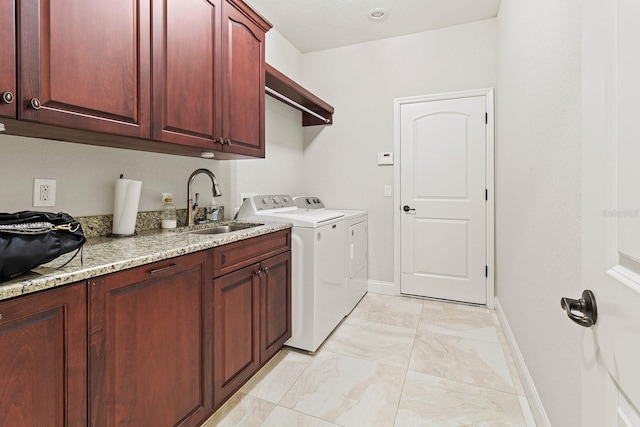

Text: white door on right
xmin=399 ymin=95 xmax=488 ymax=304
xmin=581 ymin=0 xmax=640 ymax=425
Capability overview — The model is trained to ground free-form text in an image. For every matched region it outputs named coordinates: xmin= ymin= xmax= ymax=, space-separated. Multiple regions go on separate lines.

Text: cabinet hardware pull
xmin=150 ymin=263 xmax=180 ymax=275
xmin=216 ymin=137 xmax=224 ymax=144
xmin=1 ymin=91 xmax=14 ymax=104
xmin=226 ymin=139 xmax=232 ymax=146
xmin=255 ymin=269 xmax=263 ymax=277
xmin=29 ymin=98 xmax=41 ymax=110
xmin=262 ymin=267 xmax=268 ymax=274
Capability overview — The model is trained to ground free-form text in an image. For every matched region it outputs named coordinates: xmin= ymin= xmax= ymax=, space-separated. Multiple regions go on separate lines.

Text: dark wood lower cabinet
xmin=0 ymin=282 xmax=87 ymax=427
xmin=259 ymin=251 xmax=292 ymax=364
xmin=212 ymin=230 xmax=292 ymax=409
xmin=213 ymin=263 xmax=261 ymax=407
xmin=0 ymin=231 xmax=291 ymax=426
xmin=89 ymin=251 xmax=212 ymax=427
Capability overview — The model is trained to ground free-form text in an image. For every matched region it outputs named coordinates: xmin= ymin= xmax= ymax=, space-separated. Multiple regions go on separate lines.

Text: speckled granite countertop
xmin=0 ymin=221 xmax=291 ymax=302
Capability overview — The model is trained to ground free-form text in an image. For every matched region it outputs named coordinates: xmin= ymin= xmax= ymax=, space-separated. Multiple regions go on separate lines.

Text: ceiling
xmin=243 ymin=0 xmax=502 ymax=53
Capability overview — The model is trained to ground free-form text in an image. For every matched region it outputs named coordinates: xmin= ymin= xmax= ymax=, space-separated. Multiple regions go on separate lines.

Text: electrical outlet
xmin=40 ymin=184 xmax=50 ymax=201
xmin=33 ymin=179 xmax=56 ymax=207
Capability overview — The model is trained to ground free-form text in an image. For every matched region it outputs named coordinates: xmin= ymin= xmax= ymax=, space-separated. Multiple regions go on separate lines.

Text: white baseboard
xmin=367 ymin=279 xmax=399 ymax=295
xmin=495 ymin=297 xmax=552 ymax=427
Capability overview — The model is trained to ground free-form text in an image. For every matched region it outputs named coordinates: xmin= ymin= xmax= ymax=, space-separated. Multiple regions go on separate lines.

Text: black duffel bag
xmin=0 ymin=211 xmax=86 ymax=282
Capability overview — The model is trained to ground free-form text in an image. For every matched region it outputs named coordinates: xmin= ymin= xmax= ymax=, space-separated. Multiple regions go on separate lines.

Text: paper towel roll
xmin=112 ymin=178 xmax=142 ymax=235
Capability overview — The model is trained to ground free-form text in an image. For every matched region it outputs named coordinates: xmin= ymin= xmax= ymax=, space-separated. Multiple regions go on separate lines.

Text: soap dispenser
xmin=205 ymin=198 xmax=220 ymax=222
xmin=161 ymin=193 xmax=177 ymax=229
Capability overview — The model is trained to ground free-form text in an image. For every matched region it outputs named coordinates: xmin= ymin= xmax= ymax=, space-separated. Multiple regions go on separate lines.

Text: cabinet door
xmin=152 ymin=0 xmax=223 ymax=150
xmin=0 ymin=282 xmax=87 ymax=427
xmin=18 ymin=0 xmax=151 ymax=138
xmin=213 ymin=263 xmax=260 ymax=408
xmin=259 ymin=251 xmax=292 ymax=363
xmin=89 ymin=252 xmax=212 ymax=427
xmin=0 ymin=0 xmax=16 ymax=118
xmin=220 ymin=0 xmax=266 ymax=157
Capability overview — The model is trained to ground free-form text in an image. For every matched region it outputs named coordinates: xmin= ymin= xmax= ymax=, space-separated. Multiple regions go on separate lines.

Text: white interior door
xmin=399 ymin=94 xmax=490 ymax=305
xmin=581 ymin=0 xmax=640 ymax=425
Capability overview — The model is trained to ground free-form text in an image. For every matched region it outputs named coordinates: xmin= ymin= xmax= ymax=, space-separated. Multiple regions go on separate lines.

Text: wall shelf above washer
xmin=265 ymin=63 xmax=334 ymax=126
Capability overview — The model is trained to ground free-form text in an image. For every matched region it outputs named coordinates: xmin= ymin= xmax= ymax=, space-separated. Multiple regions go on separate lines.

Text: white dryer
xmin=237 ymin=194 xmax=347 ymax=352
xmin=294 ymin=196 xmax=368 ymax=314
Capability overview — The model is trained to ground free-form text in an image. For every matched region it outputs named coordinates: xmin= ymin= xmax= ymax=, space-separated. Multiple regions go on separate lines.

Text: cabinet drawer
xmin=213 ymin=229 xmax=290 ymax=278
xmin=101 ymin=250 xmax=210 ymax=284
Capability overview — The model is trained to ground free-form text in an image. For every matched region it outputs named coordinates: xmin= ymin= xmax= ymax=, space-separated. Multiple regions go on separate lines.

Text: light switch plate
xmin=377 ymin=152 xmax=394 ymax=165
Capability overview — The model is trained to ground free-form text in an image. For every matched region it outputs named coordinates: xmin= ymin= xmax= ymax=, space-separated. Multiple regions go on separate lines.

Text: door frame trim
xmin=392 ymin=88 xmax=495 ymax=308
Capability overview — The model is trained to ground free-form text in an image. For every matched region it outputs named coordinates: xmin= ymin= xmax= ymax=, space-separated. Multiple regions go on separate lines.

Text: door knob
xmin=403 ymin=205 xmax=415 ymax=212
xmin=560 ymin=289 xmax=597 ymax=327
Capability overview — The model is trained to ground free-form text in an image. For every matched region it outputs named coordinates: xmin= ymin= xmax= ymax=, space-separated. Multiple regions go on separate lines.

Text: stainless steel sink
xmin=187 ymin=224 xmax=261 ymax=235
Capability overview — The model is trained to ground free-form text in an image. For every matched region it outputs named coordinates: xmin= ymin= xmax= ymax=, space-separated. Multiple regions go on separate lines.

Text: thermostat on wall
xmin=377 ymin=152 xmax=394 ymax=165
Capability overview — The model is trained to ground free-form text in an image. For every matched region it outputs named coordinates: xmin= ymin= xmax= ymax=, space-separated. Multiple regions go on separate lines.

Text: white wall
xmin=300 ymin=19 xmax=498 ymax=284
xmin=264 ymin=29 xmax=303 ymax=81
xmin=226 ymin=96 xmax=305 ymax=214
xmin=496 ymin=1 xmax=582 ymax=426
xmin=0 ymin=134 xmax=225 ymax=215
xmin=224 ymin=29 xmax=306 ymax=215
xmin=0 ymin=29 xmax=304 ymax=219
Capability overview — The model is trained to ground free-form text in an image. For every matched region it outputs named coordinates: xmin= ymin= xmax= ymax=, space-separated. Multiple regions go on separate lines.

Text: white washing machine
xmin=294 ymin=196 xmax=368 ymax=314
xmin=237 ymin=194 xmax=347 ymax=352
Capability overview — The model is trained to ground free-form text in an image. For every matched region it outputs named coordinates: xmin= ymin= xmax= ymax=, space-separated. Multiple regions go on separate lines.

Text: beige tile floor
xmin=203 ymin=293 xmax=537 ymax=427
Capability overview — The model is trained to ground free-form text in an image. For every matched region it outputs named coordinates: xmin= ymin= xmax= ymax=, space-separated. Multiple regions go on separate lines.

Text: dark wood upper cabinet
xmin=151 ymin=0 xmax=222 ymax=149
xmin=221 ymin=1 xmax=268 ymax=157
xmin=152 ymin=0 xmax=269 ymax=157
xmin=0 ymin=282 xmax=87 ymax=427
xmin=17 ymin=0 xmax=151 ymax=138
xmin=89 ymin=251 xmax=212 ymax=427
xmin=0 ymin=0 xmax=16 ymax=119
xmin=9 ymin=0 xmax=270 ymax=158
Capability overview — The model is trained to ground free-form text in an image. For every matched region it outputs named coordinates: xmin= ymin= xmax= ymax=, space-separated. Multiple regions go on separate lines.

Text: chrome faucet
xmin=187 ymin=168 xmax=222 ymax=226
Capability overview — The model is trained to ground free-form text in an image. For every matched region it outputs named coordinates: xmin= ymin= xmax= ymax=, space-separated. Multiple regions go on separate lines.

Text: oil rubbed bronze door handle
xmin=1 ymin=91 xmax=14 ymax=104
xmin=561 ymin=289 xmax=597 ymax=327
xmin=29 ymin=97 xmax=41 ymax=110
xmin=149 ymin=263 xmax=180 ymax=276
xmin=403 ymin=205 xmax=415 ymax=213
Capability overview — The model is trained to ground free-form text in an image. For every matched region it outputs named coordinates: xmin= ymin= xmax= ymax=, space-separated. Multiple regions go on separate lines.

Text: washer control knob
xmin=261 ymin=197 xmax=269 ymax=205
